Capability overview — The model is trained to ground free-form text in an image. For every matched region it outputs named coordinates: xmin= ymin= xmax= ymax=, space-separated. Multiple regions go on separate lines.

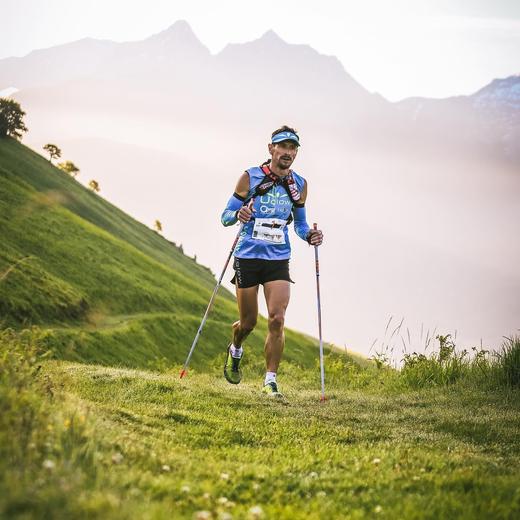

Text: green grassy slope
xmin=4 ymin=352 xmax=519 ymax=520
xmin=0 ymin=138 xmax=336 ymax=370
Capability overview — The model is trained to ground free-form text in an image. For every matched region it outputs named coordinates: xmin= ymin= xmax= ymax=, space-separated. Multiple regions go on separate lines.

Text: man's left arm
xmin=292 ymin=180 xmax=323 ymax=246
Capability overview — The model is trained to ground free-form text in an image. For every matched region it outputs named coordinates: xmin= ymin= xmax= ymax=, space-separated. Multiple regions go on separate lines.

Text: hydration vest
xmin=244 ymin=161 xmax=304 ymax=224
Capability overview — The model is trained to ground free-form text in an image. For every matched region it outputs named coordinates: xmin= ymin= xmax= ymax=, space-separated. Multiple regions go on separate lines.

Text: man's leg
xmin=232 ymin=285 xmax=259 ymax=347
xmin=263 ymin=280 xmax=290 ymax=374
xmin=224 ymin=285 xmax=259 ymax=384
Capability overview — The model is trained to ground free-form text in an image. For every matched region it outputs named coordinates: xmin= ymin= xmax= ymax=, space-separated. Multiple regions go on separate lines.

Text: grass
xmin=2 ymin=329 xmax=519 ymax=519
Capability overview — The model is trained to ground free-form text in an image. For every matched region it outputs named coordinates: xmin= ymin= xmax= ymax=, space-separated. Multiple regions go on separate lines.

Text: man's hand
xmin=237 ymin=204 xmax=254 ymax=223
xmin=307 ymin=229 xmax=324 ymax=246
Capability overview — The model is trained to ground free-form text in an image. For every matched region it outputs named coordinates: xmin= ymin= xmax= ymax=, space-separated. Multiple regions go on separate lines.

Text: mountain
xmin=396 ymin=74 xmax=520 ymax=160
xmin=0 ymin=137 xmax=325 ymax=369
xmin=472 ymin=74 xmax=520 ymax=111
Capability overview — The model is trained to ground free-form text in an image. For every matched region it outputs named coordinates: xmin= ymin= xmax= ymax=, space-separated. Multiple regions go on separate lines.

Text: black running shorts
xmin=231 ymin=257 xmax=294 ymax=288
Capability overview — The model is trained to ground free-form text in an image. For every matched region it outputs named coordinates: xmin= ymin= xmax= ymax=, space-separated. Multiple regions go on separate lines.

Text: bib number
xmin=252 ymin=218 xmax=286 ymax=244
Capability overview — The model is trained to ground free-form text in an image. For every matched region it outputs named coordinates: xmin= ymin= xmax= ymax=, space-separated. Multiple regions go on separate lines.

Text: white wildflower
xmin=111 ymin=452 xmax=124 ymax=465
xmin=42 ymin=459 xmax=55 ymax=470
xmin=248 ymin=505 xmax=264 ymax=519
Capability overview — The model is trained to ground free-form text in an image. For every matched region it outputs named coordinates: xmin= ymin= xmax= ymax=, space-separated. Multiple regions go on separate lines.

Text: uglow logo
xmin=259 ymin=191 xmax=291 ymax=215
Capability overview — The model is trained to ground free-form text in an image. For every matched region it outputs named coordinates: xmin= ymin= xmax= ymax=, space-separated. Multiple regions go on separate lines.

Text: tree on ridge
xmin=88 ymin=180 xmax=100 ymax=193
xmin=58 ymin=160 xmax=80 ymax=178
xmin=0 ymin=98 xmax=28 ymax=140
xmin=43 ymin=143 xmax=62 ymax=163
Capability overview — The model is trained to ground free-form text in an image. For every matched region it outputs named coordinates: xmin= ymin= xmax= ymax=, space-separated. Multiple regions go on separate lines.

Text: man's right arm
xmin=220 ymin=172 xmax=251 ymax=226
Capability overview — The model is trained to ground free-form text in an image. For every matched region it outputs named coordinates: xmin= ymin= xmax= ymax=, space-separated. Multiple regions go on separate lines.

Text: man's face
xmin=268 ymin=141 xmax=299 ymax=171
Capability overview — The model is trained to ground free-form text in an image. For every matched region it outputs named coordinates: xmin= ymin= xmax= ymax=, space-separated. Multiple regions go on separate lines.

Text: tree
xmin=57 ymin=160 xmax=80 ymax=178
xmin=0 ymin=98 xmax=28 ymax=139
xmin=154 ymin=220 xmax=163 ymax=233
xmin=43 ymin=143 xmax=62 ymax=162
xmin=88 ymin=180 xmax=100 ymax=193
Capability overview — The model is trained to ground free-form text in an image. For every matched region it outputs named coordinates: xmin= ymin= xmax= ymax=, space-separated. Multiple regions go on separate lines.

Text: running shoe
xmin=261 ymin=381 xmax=284 ymax=398
xmin=223 ymin=343 xmax=243 ymax=384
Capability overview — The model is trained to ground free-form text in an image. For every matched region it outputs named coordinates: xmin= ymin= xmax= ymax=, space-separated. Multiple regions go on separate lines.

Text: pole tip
xmin=179 ymin=369 xmax=187 ymax=379
xmin=319 ymin=395 xmax=327 ymax=402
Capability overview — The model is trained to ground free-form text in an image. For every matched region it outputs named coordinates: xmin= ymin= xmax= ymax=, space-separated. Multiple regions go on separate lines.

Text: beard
xmin=276 ymin=156 xmax=293 ymax=170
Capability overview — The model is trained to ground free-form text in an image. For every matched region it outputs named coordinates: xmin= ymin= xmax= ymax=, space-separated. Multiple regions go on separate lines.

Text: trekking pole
xmin=180 ymin=199 xmax=254 ymax=378
xmin=313 ymin=223 xmax=326 ymax=401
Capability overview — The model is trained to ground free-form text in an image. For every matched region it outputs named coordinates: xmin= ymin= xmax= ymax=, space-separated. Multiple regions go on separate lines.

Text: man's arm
xmin=292 ymin=180 xmax=323 ymax=245
xmin=221 ymin=172 xmax=252 ymax=226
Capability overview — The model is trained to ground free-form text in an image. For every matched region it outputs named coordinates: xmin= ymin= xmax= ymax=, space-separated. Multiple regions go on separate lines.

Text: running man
xmin=220 ymin=125 xmax=323 ymax=397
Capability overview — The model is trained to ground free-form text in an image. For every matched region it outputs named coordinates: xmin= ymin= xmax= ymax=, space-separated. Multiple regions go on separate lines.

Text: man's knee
xmin=268 ymin=312 xmax=285 ymax=333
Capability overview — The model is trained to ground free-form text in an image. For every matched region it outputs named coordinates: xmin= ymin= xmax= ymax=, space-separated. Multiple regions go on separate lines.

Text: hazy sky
xmin=2 ymin=0 xmax=519 ymax=101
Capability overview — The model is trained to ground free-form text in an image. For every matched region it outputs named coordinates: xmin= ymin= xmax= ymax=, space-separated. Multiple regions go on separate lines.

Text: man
xmin=220 ymin=125 xmax=323 ymax=398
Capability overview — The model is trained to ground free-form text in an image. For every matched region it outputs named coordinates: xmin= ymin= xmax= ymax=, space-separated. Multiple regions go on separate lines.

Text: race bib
xmin=252 ymin=218 xmax=286 ymax=244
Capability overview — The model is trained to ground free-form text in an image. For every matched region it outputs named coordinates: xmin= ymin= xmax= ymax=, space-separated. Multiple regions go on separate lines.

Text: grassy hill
xmin=1 ymin=329 xmax=519 ymax=519
xmin=0 ymin=137 xmax=345 ymax=372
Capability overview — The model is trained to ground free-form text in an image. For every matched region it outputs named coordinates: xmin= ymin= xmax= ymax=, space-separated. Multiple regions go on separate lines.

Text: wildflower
xmin=64 ymin=419 xmax=71 ymax=428
xmin=203 ymin=492 xmax=211 ymax=500
xmin=217 ymin=497 xmax=228 ymax=505
xmin=194 ymin=511 xmax=211 ymax=520
xmin=111 ymin=452 xmax=124 ymax=464
xmin=372 ymin=458 xmax=381 ymax=465
xmin=181 ymin=485 xmax=191 ymax=493
xmin=218 ymin=513 xmax=232 ymax=520
xmin=161 ymin=464 xmax=171 ymax=472
xmin=316 ymin=491 xmax=327 ymax=498
xmin=248 ymin=505 xmax=264 ymax=519
xmin=309 ymin=471 xmax=318 ymax=479
xmin=220 ymin=472 xmax=230 ymax=481
xmin=252 ymin=483 xmax=260 ymax=491
xmin=374 ymin=505 xmax=383 ymax=513
xmin=42 ymin=459 xmax=55 ymax=470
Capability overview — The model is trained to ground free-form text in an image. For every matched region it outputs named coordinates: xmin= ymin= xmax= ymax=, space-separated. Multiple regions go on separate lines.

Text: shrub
xmin=401 ymin=334 xmax=473 ymax=389
xmin=494 ymin=335 xmax=520 ymax=388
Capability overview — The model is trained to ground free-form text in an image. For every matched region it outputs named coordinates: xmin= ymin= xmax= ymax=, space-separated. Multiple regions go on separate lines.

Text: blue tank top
xmin=234 ymin=166 xmax=306 ymax=260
